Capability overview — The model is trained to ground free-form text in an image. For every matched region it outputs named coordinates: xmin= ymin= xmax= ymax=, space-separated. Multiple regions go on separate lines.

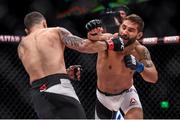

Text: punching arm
xmin=60 ymin=27 xmax=107 ymax=53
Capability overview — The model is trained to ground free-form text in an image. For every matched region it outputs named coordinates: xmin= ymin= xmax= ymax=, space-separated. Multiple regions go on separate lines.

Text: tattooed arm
xmin=136 ymin=45 xmax=158 ymax=83
xmin=59 ymin=27 xmax=107 ymax=53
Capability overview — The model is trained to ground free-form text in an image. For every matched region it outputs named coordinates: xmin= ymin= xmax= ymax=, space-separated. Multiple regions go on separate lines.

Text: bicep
xmin=59 ymin=27 xmax=84 ymax=49
xmin=139 ymin=47 xmax=154 ymax=68
xmin=63 ymin=35 xmax=84 ymax=49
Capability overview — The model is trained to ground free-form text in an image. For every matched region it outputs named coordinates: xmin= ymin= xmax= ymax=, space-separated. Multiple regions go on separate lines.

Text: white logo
xmin=116 ymin=111 xmax=124 ymax=120
xmin=131 ymin=55 xmax=136 ymax=65
xmin=119 ymin=37 xmax=124 ymax=50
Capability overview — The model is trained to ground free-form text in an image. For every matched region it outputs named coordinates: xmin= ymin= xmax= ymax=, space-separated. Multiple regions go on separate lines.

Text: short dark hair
xmin=114 ymin=5 xmax=130 ymax=15
xmin=24 ymin=11 xmax=45 ymax=29
xmin=123 ymin=14 xmax=144 ymax=32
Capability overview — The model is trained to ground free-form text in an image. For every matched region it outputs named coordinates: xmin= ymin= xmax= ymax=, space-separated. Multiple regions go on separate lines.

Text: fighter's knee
xmin=124 ymin=108 xmax=143 ymax=119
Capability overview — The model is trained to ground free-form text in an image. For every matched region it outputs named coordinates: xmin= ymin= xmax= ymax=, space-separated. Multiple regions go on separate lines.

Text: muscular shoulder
xmin=135 ymin=44 xmax=146 ymax=53
xmin=17 ymin=37 xmax=26 ymax=59
xmin=135 ymin=43 xmax=151 ymax=61
xmin=19 ymin=36 xmax=27 ymax=47
xmin=53 ymin=27 xmax=72 ymax=40
xmin=56 ymin=27 xmax=72 ymax=35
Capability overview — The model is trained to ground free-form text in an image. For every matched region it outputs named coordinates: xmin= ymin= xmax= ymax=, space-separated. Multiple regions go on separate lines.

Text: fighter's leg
xmin=95 ymin=98 xmax=115 ymax=119
xmin=95 ymin=97 xmax=125 ymax=120
xmin=121 ymin=86 xmax=143 ymax=119
xmin=31 ymin=76 xmax=86 ymax=118
xmin=115 ymin=110 xmax=124 ymax=120
xmin=95 ymin=99 xmax=125 ymax=120
xmin=124 ymin=107 xmax=143 ymax=119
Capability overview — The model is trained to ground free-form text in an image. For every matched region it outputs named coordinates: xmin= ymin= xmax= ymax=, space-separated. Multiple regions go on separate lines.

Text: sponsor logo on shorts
xmin=39 ymin=84 xmax=47 ymax=92
xmin=129 ymin=98 xmax=138 ymax=106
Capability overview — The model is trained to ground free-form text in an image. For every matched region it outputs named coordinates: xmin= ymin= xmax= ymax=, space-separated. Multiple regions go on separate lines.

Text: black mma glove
xmin=105 ymin=37 xmax=124 ymax=51
xmin=85 ymin=19 xmax=102 ymax=32
xmin=124 ymin=55 xmax=144 ymax=73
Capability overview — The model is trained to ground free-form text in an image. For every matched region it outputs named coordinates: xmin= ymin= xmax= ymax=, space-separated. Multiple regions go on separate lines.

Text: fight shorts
xmin=95 ymin=85 xmax=142 ymax=119
xmin=31 ymin=73 xmax=86 ymax=119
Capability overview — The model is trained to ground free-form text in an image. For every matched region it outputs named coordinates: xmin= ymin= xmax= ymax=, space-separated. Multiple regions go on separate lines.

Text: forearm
xmin=88 ymin=33 xmax=113 ymax=41
xmin=63 ymin=35 xmax=107 ymax=53
xmin=80 ymin=39 xmax=107 ymax=53
xmin=140 ymin=66 xmax=158 ymax=83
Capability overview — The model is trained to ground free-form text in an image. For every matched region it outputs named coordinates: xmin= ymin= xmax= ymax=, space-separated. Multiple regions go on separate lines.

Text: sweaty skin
xmin=18 ymin=27 xmax=107 ymax=83
xmin=97 ymin=41 xmax=155 ymax=93
xmin=87 ymin=14 xmax=158 ymax=119
xmin=89 ymin=20 xmax=158 ymax=94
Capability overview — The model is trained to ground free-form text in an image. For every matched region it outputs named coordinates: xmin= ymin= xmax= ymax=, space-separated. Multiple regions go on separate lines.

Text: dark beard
xmin=120 ymin=34 xmax=136 ymax=47
xmin=125 ymin=38 xmax=136 ymax=47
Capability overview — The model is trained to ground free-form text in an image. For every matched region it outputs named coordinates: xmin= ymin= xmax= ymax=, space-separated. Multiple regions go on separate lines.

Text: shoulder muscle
xmin=136 ymin=45 xmax=153 ymax=67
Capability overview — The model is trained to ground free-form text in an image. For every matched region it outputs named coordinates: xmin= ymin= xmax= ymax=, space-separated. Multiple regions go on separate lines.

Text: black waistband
xmin=31 ymin=73 xmax=70 ymax=90
xmin=97 ymin=87 xmax=128 ymax=96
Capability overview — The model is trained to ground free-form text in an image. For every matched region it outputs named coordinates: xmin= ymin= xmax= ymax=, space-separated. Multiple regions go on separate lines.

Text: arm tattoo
xmin=59 ymin=27 xmax=84 ymax=49
xmin=145 ymin=61 xmax=153 ymax=67
xmin=140 ymin=47 xmax=153 ymax=67
xmin=142 ymin=48 xmax=151 ymax=60
xmin=63 ymin=35 xmax=84 ymax=48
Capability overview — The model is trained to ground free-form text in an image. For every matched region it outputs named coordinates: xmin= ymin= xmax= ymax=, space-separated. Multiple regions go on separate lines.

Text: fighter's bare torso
xmin=97 ymin=41 xmax=142 ymax=94
xmin=18 ymin=27 xmax=67 ymax=83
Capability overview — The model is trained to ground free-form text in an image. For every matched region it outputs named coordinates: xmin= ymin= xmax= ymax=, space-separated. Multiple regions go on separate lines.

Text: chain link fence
xmin=0 ymin=42 xmax=180 ymax=119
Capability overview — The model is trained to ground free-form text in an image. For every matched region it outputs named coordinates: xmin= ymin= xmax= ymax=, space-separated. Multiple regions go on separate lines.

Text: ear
xmin=25 ymin=28 xmax=29 ymax=34
xmin=137 ymin=32 xmax=143 ymax=40
xmin=42 ymin=20 xmax=47 ymax=28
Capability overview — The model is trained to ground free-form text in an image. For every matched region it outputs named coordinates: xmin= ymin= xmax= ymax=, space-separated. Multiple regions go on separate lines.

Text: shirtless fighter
xmin=17 ymin=11 xmax=124 ymax=118
xmin=86 ymin=14 xmax=158 ymax=119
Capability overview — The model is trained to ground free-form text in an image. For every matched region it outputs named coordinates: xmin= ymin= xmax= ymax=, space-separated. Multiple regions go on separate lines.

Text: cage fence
xmin=0 ymin=37 xmax=180 ymax=119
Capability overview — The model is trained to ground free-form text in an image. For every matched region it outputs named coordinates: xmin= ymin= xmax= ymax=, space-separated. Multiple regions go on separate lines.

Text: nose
xmin=121 ymin=29 xmax=128 ymax=35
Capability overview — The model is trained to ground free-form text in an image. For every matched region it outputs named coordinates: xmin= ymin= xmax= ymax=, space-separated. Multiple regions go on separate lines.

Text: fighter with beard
xmin=86 ymin=14 xmax=158 ymax=119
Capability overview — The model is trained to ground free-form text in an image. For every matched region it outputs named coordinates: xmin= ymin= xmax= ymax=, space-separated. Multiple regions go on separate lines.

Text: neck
xmin=123 ymin=41 xmax=137 ymax=54
xmin=30 ymin=25 xmax=44 ymax=33
xmin=125 ymin=39 xmax=136 ymax=47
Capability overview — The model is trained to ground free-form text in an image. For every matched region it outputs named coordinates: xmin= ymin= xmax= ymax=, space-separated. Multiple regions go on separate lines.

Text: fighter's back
xmin=18 ymin=27 xmax=67 ymax=82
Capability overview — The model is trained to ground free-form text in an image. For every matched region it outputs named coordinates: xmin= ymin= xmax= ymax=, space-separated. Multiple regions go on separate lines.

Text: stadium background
xmin=0 ymin=0 xmax=180 ymax=119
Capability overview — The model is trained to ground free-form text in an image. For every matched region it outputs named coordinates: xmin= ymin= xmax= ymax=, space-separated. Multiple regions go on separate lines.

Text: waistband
xmin=31 ymin=73 xmax=70 ymax=90
xmin=97 ymin=87 xmax=128 ymax=96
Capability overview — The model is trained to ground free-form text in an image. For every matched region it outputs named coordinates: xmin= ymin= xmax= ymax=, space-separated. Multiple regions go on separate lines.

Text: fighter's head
xmin=114 ymin=5 xmax=130 ymax=19
xmin=24 ymin=11 xmax=47 ymax=34
xmin=119 ymin=14 xmax=144 ymax=47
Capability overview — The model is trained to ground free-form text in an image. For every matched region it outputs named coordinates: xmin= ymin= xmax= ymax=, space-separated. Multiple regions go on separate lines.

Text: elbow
xmin=151 ymin=76 xmax=158 ymax=84
xmin=146 ymin=77 xmax=158 ymax=84
xmin=150 ymin=71 xmax=158 ymax=84
xmin=154 ymin=72 xmax=158 ymax=83
xmin=142 ymin=70 xmax=158 ymax=84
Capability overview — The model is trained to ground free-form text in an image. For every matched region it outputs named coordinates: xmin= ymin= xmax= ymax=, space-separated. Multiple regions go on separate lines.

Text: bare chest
xmin=98 ymin=49 xmax=139 ymax=69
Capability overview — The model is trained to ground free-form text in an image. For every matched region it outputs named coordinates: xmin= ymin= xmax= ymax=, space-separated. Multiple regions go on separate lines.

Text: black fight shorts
xmin=31 ymin=73 xmax=86 ymax=119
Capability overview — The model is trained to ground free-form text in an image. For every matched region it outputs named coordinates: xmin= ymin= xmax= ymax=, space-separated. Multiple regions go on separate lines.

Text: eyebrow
xmin=122 ymin=24 xmax=136 ymax=31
